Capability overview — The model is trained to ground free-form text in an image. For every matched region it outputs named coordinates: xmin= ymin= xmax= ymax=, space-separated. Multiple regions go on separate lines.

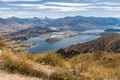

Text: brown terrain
xmin=0 ymin=34 xmax=120 ymax=80
xmin=57 ymin=33 xmax=120 ymax=58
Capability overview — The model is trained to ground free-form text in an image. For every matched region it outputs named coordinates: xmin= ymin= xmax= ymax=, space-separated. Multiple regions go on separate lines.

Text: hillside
xmin=0 ymin=41 xmax=120 ymax=80
xmin=0 ymin=71 xmax=42 ymax=80
xmin=58 ymin=33 xmax=120 ymax=58
xmin=68 ymin=51 xmax=120 ymax=80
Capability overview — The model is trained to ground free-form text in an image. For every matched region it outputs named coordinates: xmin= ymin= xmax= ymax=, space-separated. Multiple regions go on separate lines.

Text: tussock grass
xmin=0 ymin=55 xmax=47 ymax=78
xmin=49 ymin=71 xmax=78 ymax=80
xmin=69 ymin=51 xmax=120 ymax=80
xmin=0 ymin=41 xmax=6 ymax=49
xmin=16 ymin=53 xmax=35 ymax=60
xmin=34 ymin=52 xmax=65 ymax=66
xmin=1 ymin=41 xmax=120 ymax=80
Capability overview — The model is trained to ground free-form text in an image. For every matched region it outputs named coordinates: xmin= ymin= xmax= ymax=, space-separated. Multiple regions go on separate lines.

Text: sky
xmin=0 ymin=0 xmax=120 ymax=18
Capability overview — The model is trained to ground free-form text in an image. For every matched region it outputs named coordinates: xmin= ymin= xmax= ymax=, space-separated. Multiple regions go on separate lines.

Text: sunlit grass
xmin=34 ymin=52 xmax=65 ymax=66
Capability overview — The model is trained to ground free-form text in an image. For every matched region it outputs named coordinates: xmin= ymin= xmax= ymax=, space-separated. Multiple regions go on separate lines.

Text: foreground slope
xmin=0 ymin=71 xmax=42 ymax=80
xmin=1 ymin=40 xmax=120 ymax=79
xmin=58 ymin=33 xmax=120 ymax=58
xmin=69 ymin=51 xmax=120 ymax=80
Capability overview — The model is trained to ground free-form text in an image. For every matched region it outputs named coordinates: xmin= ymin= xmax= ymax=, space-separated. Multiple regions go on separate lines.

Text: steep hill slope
xmin=58 ymin=33 xmax=120 ymax=58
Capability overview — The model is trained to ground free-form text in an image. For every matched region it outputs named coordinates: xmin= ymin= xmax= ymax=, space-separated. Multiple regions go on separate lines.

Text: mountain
xmin=57 ymin=33 xmax=120 ymax=58
xmin=50 ymin=16 xmax=120 ymax=26
xmin=49 ymin=16 xmax=120 ymax=31
xmin=105 ymin=29 xmax=120 ymax=33
xmin=0 ymin=16 xmax=120 ymax=34
xmin=7 ymin=17 xmax=51 ymax=26
xmin=0 ymin=17 xmax=52 ymax=34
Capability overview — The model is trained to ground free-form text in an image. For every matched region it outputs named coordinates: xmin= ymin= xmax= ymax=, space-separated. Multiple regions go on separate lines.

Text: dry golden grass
xmin=1 ymin=41 xmax=120 ymax=80
xmin=34 ymin=52 xmax=66 ymax=66
xmin=0 ymin=41 xmax=6 ymax=49
xmin=69 ymin=51 xmax=120 ymax=80
xmin=1 ymin=56 xmax=47 ymax=78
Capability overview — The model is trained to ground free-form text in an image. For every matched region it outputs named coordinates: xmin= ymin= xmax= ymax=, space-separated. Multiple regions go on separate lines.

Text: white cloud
xmin=0 ymin=0 xmax=39 ymax=2
xmin=96 ymin=2 xmax=120 ymax=5
xmin=0 ymin=8 xmax=11 ymax=10
xmin=7 ymin=4 xmax=40 ymax=7
xmin=90 ymin=0 xmax=100 ymax=2
xmin=6 ymin=2 xmax=120 ymax=12
xmin=7 ymin=3 xmax=91 ymax=12
xmin=100 ymin=6 xmax=120 ymax=10
xmin=44 ymin=2 xmax=91 ymax=7
xmin=8 ymin=2 xmax=91 ymax=7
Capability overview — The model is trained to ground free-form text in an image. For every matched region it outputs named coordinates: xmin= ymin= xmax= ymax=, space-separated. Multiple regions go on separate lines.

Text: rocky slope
xmin=57 ymin=33 xmax=120 ymax=58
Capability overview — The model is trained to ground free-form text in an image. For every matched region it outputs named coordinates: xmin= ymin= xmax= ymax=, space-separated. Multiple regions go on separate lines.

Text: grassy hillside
xmin=69 ymin=51 xmax=120 ymax=80
xmin=0 ymin=39 xmax=120 ymax=80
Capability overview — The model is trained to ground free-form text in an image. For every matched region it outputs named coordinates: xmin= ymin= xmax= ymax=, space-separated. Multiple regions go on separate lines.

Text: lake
xmin=25 ymin=35 xmax=100 ymax=53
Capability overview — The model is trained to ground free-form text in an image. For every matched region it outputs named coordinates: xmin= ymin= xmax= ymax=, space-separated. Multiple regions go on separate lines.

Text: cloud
xmin=7 ymin=4 xmax=39 ymax=7
xmin=0 ymin=0 xmax=39 ymax=2
xmin=100 ymin=6 xmax=120 ymax=10
xmin=0 ymin=8 xmax=11 ymax=10
xmin=7 ymin=3 xmax=92 ymax=12
xmin=44 ymin=2 xmax=91 ymax=7
xmin=2 ymin=1 xmax=120 ymax=18
xmin=89 ymin=0 xmax=100 ymax=2
xmin=6 ymin=1 xmax=120 ymax=12
xmin=96 ymin=2 xmax=120 ymax=6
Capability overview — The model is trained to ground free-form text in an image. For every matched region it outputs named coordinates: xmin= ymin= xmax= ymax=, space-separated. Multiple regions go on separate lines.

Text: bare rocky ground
xmin=0 ymin=71 xmax=42 ymax=80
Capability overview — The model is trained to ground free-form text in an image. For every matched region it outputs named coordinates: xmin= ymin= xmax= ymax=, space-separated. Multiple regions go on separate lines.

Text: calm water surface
xmin=25 ymin=35 xmax=100 ymax=53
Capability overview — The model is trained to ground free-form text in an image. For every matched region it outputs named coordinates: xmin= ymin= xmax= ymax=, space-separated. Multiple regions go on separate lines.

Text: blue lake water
xmin=25 ymin=35 xmax=100 ymax=53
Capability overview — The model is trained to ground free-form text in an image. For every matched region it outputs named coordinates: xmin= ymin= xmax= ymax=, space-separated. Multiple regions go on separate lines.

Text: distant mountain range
xmin=49 ymin=16 xmax=120 ymax=27
xmin=0 ymin=16 xmax=120 ymax=33
xmin=57 ymin=33 xmax=120 ymax=58
xmin=49 ymin=16 xmax=120 ymax=31
xmin=0 ymin=17 xmax=53 ymax=33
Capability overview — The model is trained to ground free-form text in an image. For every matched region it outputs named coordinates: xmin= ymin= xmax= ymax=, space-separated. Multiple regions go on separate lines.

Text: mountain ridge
xmin=57 ymin=33 xmax=120 ymax=58
xmin=0 ymin=16 xmax=120 ymax=33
